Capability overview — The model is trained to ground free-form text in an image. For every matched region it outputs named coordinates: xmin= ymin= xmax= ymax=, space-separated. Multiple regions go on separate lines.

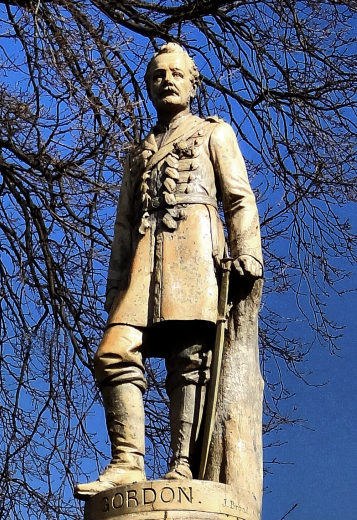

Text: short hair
xmin=145 ymin=43 xmax=201 ymax=99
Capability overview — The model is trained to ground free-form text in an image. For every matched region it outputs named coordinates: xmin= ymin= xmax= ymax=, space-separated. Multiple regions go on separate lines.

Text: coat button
xmin=151 ymin=197 xmax=160 ymax=208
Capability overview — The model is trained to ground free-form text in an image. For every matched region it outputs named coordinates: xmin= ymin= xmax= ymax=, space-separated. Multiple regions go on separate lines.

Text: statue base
xmin=84 ymin=480 xmax=251 ymax=520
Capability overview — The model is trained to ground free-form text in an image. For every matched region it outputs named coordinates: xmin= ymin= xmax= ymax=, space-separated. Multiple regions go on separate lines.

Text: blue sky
xmin=263 ymin=263 xmax=357 ymax=519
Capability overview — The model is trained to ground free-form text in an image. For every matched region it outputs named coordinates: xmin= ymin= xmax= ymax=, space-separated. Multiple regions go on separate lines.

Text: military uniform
xmin=75 ymin=113 xmax=262 ymax=498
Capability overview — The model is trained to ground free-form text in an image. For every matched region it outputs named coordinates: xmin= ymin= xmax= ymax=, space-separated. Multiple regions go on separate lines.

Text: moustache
xmin=161 ymin=87 xmax=179 ymax=96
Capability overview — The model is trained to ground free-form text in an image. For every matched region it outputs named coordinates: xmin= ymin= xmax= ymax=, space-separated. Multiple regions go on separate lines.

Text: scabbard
xmin=198 ymin=254 xmax=232 ymax=480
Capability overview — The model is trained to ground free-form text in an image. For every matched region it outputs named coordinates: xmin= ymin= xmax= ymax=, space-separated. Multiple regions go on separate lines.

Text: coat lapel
xmin=144 ymin=115 xmax=206 ymax=172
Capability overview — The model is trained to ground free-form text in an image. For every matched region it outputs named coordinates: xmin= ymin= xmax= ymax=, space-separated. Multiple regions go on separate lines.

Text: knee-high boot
xmin=165 ymin=384 xmax=206 ymax=480
xmin=74 ymin=383 xmax=146 ymax=499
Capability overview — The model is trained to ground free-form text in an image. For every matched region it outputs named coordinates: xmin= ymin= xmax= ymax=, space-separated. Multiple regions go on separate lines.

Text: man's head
xmin=145 ymin=43 xmax=200 ymax=115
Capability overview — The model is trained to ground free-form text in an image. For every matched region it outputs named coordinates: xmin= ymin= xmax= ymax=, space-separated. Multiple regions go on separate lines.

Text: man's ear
xmin=190 ymin=84 xmax=197 ymax=100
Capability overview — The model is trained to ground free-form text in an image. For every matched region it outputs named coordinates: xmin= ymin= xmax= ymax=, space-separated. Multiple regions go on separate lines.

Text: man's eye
xmin=173 ymin=72 xmax=183 ymax=78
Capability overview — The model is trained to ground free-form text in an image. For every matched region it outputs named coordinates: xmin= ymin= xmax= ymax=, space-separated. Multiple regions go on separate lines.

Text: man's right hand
xmin=233 ymin=255 xmax=263 ymax=279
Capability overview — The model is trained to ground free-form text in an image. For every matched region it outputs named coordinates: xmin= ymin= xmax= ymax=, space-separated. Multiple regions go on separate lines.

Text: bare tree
xmin=0 ymin=1 xmax=356 ymax=518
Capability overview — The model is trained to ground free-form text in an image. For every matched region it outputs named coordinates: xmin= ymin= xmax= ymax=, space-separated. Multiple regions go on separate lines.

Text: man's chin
xmin=161 ymin=95 xmax=180 ymax=104
xmin=155 ymin=98 xmax=188 ymax=111
xmin=152 ymin=93 xmax=190 ymax=112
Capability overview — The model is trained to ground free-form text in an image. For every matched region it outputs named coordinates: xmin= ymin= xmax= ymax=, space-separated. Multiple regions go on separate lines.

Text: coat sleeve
xmin=209 ymin=122 xmax=263 ymax=265
xmin=105 ymin=157 xmax=134 ymax=313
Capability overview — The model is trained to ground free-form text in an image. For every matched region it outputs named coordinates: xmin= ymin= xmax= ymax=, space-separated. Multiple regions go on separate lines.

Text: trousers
xmin=94 ymin=321 xmax=213 ymax=397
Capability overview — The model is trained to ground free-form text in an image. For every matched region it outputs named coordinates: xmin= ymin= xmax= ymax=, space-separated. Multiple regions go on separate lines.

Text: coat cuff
xmin=234 ymin=253 xmax=264 ymax=269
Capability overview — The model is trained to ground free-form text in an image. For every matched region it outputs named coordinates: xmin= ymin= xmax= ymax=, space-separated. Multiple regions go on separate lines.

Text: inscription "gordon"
xmin=102 ymin=486 xmax=193 ymax=512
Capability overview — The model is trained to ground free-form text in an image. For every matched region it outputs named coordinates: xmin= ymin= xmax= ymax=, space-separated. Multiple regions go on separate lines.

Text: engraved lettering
xmin=127 ymin=489 xmax=139 ymax=507
xmin=112 ymin=492 xmax=124 ymax=509
xmin=160 ymin=486 xmax=175 ymax=503
xmin=178 ymin=486 xmax=193 ymax=503
xmin=232 ymin=500 xmax=238 ymax=509
xmin=102 ymin=496 xmax=110 ymax=512
xmin=223 ymin=497 xmax=248 ymax=515
xmin=143 ymin=487 xmax=156 ymax=505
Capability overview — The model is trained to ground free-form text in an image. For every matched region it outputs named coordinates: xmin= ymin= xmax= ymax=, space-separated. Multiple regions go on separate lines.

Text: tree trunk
xmin=205 ymin=277 xmax=263 ymax=520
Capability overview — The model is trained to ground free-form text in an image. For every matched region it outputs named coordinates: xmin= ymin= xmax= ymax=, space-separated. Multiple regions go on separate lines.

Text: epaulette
xmin=206 ymin=115 xmax=225 ymax=124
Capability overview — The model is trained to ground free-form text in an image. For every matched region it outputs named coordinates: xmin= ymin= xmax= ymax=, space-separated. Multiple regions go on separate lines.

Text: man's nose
xmin=163 ymin=71 xmax=174 ymax=84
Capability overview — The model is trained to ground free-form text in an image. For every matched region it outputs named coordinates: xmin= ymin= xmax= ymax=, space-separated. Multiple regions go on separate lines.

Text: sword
xmin=199 ymin=250 xmax=232 ymax=480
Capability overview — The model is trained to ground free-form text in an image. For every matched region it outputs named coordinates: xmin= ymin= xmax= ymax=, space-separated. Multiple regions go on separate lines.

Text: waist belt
xmin=149 ymin=193 xmax=218 ymax=211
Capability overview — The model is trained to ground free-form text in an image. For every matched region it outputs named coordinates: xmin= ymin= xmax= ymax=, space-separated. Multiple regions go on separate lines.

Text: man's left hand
xmin=233 ymin=255 xmax=263 ymax=279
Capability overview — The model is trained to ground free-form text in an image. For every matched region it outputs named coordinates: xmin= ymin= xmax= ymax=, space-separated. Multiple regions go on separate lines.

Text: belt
xmin=149 ymin=193 xmax=218 ymax=211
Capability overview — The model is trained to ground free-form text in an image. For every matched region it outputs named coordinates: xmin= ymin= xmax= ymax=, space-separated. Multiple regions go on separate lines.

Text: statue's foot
xmin=165 ymin=459 xmax=192 ymax=480
xmin=74 ymin=467 xmax=146 ymax=500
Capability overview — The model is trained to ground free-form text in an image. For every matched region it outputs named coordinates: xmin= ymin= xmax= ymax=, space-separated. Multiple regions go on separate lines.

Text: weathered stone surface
xmin=205 ymin=278 xmax=264 ymax=520
xmin=84 ymin=480 xmax=249 ymax=520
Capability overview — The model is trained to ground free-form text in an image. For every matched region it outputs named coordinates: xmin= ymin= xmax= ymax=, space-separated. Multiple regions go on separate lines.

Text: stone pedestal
xmin=84 ymin=480 xmax=250 ymax=520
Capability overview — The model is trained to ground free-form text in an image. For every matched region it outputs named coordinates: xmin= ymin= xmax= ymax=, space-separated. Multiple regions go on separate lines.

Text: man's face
xmin=149 ymin=53 xmax=195 ymax=114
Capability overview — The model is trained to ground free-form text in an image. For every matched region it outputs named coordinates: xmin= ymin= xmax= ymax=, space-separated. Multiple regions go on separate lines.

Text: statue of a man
xmin=75 ymin=43 xmax=262 ymax=499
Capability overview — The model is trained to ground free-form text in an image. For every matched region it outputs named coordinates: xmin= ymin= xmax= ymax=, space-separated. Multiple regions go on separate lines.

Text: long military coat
xmin=106 ymin=113 xmax=262 ymax=327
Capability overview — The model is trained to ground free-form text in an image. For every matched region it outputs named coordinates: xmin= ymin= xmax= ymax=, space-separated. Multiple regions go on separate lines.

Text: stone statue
xmin=74 ymin=43 xmax=262 ymax=501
